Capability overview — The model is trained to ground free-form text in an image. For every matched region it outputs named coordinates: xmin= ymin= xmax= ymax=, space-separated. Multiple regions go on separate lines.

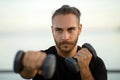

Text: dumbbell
xmin=65 ymin=43 xmax=97 ymax=73
xmin=13 ymin=50 xmax=56 ymax=79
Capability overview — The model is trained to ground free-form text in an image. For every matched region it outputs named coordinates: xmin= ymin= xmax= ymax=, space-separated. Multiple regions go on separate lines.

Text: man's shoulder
xmin=41 ymin=46 xmax=57 ymax=55
xmin=95 ymin=56 xmax=106 ymax=67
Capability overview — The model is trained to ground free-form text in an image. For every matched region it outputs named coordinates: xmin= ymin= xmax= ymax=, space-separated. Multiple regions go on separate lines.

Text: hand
xmin=74 ymin=48 xmax=94 ymax=80
xmin=22 ymin=51 xmax=47 ymax=77
xmin=74 ymin=48 xmax=92 ymax=68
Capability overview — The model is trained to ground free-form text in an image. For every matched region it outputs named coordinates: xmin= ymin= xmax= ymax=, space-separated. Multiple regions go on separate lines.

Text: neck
xmin=55 ymin=45 xmax=78 ymax=58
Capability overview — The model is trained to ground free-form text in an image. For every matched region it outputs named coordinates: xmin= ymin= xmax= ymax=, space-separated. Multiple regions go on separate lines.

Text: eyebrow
xmin=55 ymin=27 xmax=62 ymax=30
xmin=68 ymin=27 xmax=76 ymax=30
xmin=54 ymin=26 xmax=76 ymax=29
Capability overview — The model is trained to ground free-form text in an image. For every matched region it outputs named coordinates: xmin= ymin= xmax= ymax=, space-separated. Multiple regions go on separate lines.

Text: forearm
xmin=80 ymin=66 xmax=94 ymax=80
xmin=20 ymin=68 xmax=37 ymax=79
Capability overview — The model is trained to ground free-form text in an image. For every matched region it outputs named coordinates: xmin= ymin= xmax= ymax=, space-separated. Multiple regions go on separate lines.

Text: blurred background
xmin=0 ymin=0 xmax=120 ymax=80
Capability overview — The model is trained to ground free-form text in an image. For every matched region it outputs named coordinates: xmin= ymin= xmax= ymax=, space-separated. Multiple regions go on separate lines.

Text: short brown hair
xmin=52 ymin=5 xmax=81 ymax=23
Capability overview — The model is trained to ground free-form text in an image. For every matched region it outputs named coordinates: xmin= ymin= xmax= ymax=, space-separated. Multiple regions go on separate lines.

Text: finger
xmin=82 ymin=48 xmax=93 ymax=58
xmin=30 ymin=52 xmax=40 ymax=69
xmin=38 ymin=70 xmax=43 ymax=75
xmin=23 ymin=51 xmax=33 ymax=67
xmin=75 ymin=49 xmax=86 ymax=57
xmin=78 ymin=48 xmax=92 ymax=57
xmin=37 ymin=52 xmax=47 ymax=68
xmin=82 ymin=48 xmax=91 ymax=55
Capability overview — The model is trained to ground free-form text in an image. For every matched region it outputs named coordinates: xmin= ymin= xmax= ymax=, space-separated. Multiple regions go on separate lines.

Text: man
xmin=20 ymin=5 xmax=107 ymax=80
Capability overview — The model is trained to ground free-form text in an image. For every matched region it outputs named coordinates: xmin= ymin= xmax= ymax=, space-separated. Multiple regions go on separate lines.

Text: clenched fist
xmin=74 ymin=48 xmax=92 ymax=68
xmin=20 ymin=51 xmax=47 ymax=79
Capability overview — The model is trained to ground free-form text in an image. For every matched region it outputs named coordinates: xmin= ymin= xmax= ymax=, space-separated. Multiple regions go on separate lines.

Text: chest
xmin=51 ymin=56 xmax=81 ymax=80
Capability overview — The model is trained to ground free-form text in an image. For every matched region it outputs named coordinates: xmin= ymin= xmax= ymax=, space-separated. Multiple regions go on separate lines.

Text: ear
xmin=51 ymin=25 xmax=53 ymax=28
xmin=78 ymin=24 xmax=82 ymax=35
xmin=51 ymin=25 xmax=54 ymax=33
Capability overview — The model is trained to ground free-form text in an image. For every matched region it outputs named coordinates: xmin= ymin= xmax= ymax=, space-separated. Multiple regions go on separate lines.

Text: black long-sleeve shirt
xmin=33 ymin=46 xmax=107 ymax=80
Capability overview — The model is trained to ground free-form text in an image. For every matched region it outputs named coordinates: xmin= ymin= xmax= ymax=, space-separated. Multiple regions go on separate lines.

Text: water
xmin=0 ymin=28 xmax=120 ymax=79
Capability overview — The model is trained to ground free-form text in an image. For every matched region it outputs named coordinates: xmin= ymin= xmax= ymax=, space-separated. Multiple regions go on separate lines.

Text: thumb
xmin=37 ymin=70 xmax=43 ymax=76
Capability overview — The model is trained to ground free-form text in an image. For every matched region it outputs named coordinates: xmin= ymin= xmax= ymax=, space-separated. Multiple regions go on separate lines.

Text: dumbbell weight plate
xmin=43 ymin=54 xmax=56 ymax=79
xmin=13 ymin=50 xmax=25 ymax=73
xmin=82 ymin=43 xmax=97 ymax=58
xmin=65 ymin=57 xmax=79 ymax=73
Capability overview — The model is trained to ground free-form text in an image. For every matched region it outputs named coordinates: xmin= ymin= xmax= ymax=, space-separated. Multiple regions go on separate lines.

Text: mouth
xmin=61 ymin=43 xmax=72 ymax=48
xmin=61 ymin=42 xmax=70 ymax=45
xmin=62 ymin=43 xmax=70 ymax=46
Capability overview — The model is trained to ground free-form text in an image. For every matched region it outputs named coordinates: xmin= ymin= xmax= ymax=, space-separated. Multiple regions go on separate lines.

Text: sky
xmin=0 ymin=0 xmax=120 ymax=70
xmin=0 ymin=0 xmax=120 ymax=32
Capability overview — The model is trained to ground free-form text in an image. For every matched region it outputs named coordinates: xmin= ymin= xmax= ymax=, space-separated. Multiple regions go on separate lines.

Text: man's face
xmin=52 ymin=14 xmax=82 ymax=53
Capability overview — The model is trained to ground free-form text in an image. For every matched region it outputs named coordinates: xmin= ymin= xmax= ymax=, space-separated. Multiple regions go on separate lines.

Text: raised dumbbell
xmin=13 ymin=50 xmax=56 ymax=79
xmin=65 ymin=43 xmax=97 ymax=73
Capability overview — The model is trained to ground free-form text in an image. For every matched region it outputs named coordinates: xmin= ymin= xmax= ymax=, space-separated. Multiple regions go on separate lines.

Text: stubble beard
xmin=54 ymin=37 xmax=79 ymax=54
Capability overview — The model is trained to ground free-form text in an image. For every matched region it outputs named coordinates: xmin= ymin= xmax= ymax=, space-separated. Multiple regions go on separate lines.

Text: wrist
xmin=80 ymin=65 xmax=89 ymax=74
xmin=79 ymin=66 xmax=94 ymax=80
xmin=20 ymin=68 xmax=37 ymax=79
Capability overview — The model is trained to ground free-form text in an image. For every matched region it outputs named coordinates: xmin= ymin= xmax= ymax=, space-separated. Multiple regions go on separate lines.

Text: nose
xmin=61 ymin=31 xmax=70 ymax=41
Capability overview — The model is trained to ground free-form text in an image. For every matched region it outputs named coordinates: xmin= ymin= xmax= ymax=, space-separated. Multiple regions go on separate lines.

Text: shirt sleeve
xmin=93 ymin=57 xmax=107 ymax=80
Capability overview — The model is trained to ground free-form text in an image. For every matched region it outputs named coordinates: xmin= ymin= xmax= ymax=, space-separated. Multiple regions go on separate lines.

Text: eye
xmin=68 ymin=27 xmax=75 ymax=33
xmin=55 ymin=28 xmax=63 ymax=33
